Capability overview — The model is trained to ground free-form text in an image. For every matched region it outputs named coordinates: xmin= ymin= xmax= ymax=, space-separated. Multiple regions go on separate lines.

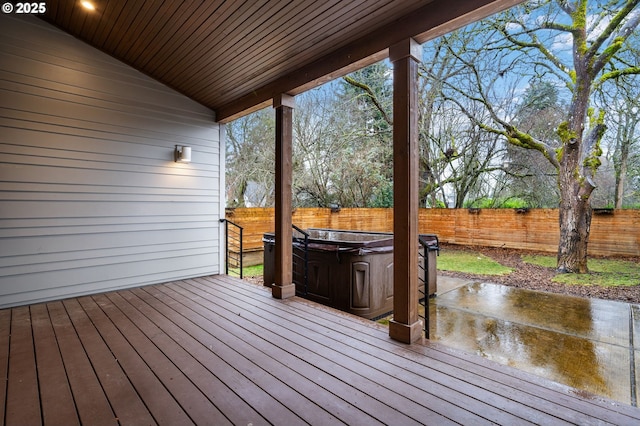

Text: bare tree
xmin=445 ymin=0 xmax=640 ymax=273
xmin=225 ymin=109 xmax=275 ymax=207
xmin=597 ymin=75 xmax=640 ymax=208
xmin=418 ymin=34 xmax=467 ymax=207
xmin=292 ymin=84 xmax=394 ymax=207
xmin=292 ymin=88 xmax=343 ymax=207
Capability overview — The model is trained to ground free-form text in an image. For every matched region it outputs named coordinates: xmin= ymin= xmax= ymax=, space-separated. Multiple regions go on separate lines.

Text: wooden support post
xmin=389 ymin=39 xmax=422 ymax=344
xmin=272 ymin=94 xmax=296 ymax=299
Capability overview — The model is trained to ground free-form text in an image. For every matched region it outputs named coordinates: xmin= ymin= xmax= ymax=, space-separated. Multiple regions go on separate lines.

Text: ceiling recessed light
xmin=81 ymin=1 xmax=96 ymax=11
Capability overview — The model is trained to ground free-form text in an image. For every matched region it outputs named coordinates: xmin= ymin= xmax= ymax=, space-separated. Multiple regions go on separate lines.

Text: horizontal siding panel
xmin=0 ymin=125 xmax=219 ymax=161
xmin=0 ymin=214 xmax=214 ymax=229
xmin=0 ymin=182 xmax=216 ymax=197
xmin=0 ymin=255 xmax=218 ymax=308
xmin=2 ymin=227 xmax=216 ymax=252
xmin=0 ymin=15 xmax=222 ymax=307
xmin=1 ymin=244 xmax=218 ymax=278
xmin=0 ymin=191 xmax=218 ymax=203
xmin=1 ymin=201 xmax=218 ymax=219
xmin=0 ymin=19 xmax=213 ymax=120
xmin=0 ymin=112 xmax=217 ymax=154
xmin=1 ymin=157 xmax=219 ymax=182
xmin=1 ymin=87 xmax=216 ymax=129
xmin=0 ymin=240 xmax=217 ymax=270
xmin=0 ymin=218 xmax=217 ymax=238
xmin=2 ymin=91 xmax=216 ymax=143
xmin=0 ymin=65 xmax=214 ymax=123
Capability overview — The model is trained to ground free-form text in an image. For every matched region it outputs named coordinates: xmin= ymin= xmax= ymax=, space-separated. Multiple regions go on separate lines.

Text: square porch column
xmin=389 ymin=38 xmax=422 ymax=343
xmin=272 ymin=94 xmax=296 ymax=299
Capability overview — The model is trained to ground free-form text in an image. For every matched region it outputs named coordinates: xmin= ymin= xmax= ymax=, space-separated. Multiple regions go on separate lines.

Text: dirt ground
xmin=439 ymin=243 xmax=640 ymax=304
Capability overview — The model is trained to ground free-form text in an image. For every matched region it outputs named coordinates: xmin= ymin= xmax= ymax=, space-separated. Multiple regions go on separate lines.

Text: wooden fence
xmin=224 ymin=207 xmax=640 ymax=264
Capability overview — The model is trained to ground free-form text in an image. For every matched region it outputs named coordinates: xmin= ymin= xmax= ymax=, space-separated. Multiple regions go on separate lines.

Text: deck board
xmin=46 ymin=301 xmax=117 ymax=426
xmin=228 ymin=274 xmax=639 ymax=424
xmin=206 ymin=278 xmax=554 ymax=424
xmin=242 ymin=275 xmax=640 ymax=424
xmin=96 ymin=291 xmax=232 ymax=426
xmin=77 ymin=295 xmax=192 ymax=425
xmin=91 ymin=292 xmax=222 ymax=425
xmin=30 ymin=304 xmax=79 ymax=426
xmin=0 ymin=310 xmax=10 ymax=425
xmin=5 ymin=306 xmax=41 ymax=425
xmin=62 ymin=298 xmax=156 ymax=426
xmin=153 ymin=283 xmax=398 ymax=425
xmin=2 ymin=274 xmax=640 ymax=425
xmin=131 ymin=286 xmax=341 ymax=426
xmin=118 ymin=289 xmax=270 ymax=425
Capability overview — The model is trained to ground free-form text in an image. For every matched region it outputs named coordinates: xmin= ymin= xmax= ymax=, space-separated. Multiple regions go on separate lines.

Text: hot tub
xmin=263 ymin=228 xmax=437 ymax=320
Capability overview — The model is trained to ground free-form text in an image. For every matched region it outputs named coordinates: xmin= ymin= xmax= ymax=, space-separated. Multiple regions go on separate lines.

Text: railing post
xmin=418 ymin=234 xmax=439 ymax=339
xmin=303 ymin=231 xmax=308 ymax=295
xmin=292 ymin=225 xmax=309 ymax=296
xmin=224 ymin=219 xmax=229 ymax=275
xmin=238 ymin=226 xmax=243 ymax=279
xmin=220 ymin=218 xmax=243 ymax=279
xmin=422 ymin=238 xmax=430 ymax=339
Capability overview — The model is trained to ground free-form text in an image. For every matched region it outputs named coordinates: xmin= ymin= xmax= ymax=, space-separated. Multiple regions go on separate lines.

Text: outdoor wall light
xmin=174 ymin=145 xmax=192 ymax=163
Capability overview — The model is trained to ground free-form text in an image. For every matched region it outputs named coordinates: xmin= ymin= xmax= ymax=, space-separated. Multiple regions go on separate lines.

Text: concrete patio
xmin=429 ymin=276 xmax=639 ymax=406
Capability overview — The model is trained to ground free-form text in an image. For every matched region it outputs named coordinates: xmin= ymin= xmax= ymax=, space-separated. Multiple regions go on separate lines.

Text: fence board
xmin=225 ymin=208 xmax=640 ymax=262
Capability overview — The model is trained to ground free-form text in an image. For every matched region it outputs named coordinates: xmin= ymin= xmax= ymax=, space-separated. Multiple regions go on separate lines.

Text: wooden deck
xmin=2 ymin=275 xmax=639 ymax=425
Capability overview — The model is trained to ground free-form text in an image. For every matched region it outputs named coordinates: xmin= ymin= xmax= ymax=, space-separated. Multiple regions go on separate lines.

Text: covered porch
xmin=3 ymin=2 xmax=640 ymax=422
xmin=3 ymin=275 xmax=638 ymax=425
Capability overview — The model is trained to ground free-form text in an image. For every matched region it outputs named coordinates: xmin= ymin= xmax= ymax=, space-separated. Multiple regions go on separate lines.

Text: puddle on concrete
xmin=425 ymin=282 xmax=636 ymax=405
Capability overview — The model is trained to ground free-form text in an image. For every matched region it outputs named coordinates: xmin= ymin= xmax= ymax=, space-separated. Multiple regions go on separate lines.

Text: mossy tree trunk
xmin=556 ymin=17 xmax=594 ymax=273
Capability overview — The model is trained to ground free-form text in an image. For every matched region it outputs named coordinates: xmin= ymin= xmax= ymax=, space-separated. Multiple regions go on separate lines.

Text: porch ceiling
xmin=41 ymin=0 xmax=522 ymax=122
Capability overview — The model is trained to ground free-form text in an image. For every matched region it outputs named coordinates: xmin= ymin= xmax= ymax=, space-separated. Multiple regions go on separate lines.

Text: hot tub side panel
xmin=306 ymin=251 xmax=337 ymax=304
xmin=303 ymin=249 xmax=395 ymax=319
xmin=348 ymin=252 xmax=394 ymax=319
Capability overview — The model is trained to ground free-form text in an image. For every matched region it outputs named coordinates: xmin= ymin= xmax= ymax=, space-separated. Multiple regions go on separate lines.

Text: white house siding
xmin=0 ymin=15 xmax=223 ymax=308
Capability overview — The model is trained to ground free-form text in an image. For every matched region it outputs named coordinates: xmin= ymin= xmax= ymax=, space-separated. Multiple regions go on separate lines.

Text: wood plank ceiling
xmin=41 ymin=0 xmax=522 ymax=122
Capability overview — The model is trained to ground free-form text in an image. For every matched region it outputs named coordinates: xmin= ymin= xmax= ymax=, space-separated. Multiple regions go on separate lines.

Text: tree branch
xmin=587 ymin=0 xmax=640 ymax=62
xmin=497 ymin=26 xmax=572 ymax=77
xmin=443 ymin=88 xmax=560 ymax=171
xmin=541 ymin=21 xmax=574 ymax=32
xmin=595 ymin=66 xmax=640 ymax=88
xmin=342 ymin=75 xmax=393 ymax=125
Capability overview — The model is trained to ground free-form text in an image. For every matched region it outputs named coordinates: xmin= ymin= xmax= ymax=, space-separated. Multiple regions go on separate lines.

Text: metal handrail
xmin=220 ymin=219 xmax=243 ymax=279
xmin=418 ymin=234 xmax=439 ymax=339
xmin=292 ymin=224 xmax=309 ymax=296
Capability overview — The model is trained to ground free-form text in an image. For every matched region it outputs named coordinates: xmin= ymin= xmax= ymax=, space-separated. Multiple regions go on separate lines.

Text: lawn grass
xmin=522 ymin=254 xmax=640 ymax=287
xmin=437 ymin=249 xmax=513 ymax=275
xmin=230 ymin=252 xmax=638 ymax=289
xmin=228 ymin=264 xmax=264 ymax=278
